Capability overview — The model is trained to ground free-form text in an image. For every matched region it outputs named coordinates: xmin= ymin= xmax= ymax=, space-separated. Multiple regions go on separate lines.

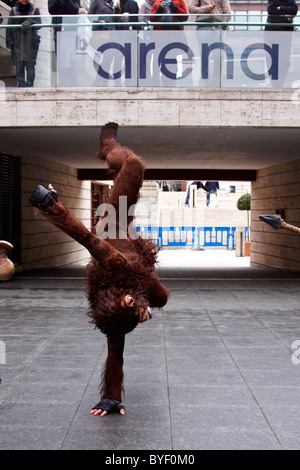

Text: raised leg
xmin=98 ymin=122 xmax=146 ymax=223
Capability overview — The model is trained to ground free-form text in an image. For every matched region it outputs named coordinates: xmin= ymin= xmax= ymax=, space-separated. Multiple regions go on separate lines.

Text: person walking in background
xmin=6 ymin=0 xmax=41 ymax=87
xmin=149 ymin=0 xmax=188 ymax=30
xmin=265 ymin=0 xmax=298 ymax=31
xmin=204 ymin=181 xmax=219 ymax=207
xmin=187 ymin=0 xmax=231 ymax=30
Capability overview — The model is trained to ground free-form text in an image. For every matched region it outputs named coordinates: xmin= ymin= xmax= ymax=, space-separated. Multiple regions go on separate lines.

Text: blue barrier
xmin=196 ymin=227 xmax=234 ymax=248
xmin=136 ymin=226 xmax=249 ymax=248
xmin=136 ymin=226 xmax=161 ymax=246
xmin=160 ymin=227 xmax=195 ymax=247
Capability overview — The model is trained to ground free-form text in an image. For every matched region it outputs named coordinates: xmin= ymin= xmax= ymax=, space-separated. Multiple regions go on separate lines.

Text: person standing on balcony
xmin=264 ymin=0 xmax=298 ymax=87
xmin=6 ymin=0 xmax=41 ymax=87
xmin=115 ymin=0 xmax=140 ymax=30
xmin=48 ymin=0 xmax=80 ymax=27
xmin=88 ymin=0 xmax=117 ymax=30
xmin=48 ymin=0 xmax=80 ymax=50
xmin=138 ymin=0 xmax=155 ymax=29
xmin=265 ymin=0 xmax=298 ymax=31
xmin=149 ymin=0 xmax=188 ymax=30
xmin=204 ymin=181 xmax=219 ymax=207
xmin=187 ymin=0 xmax=231 ymax=30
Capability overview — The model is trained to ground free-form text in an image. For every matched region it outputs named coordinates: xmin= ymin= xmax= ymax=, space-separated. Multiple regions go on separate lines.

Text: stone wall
xmin=251 ymin=159 xmax=300 ymax=270
xmin=21 ymin=153 xmax=91 ymax=270
xmin=2 ymin=88 xmax=300 ymax=129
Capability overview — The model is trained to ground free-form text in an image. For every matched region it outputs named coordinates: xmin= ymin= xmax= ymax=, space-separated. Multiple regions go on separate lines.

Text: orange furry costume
xmin=29 ymin=123 xmax=169 ymax=415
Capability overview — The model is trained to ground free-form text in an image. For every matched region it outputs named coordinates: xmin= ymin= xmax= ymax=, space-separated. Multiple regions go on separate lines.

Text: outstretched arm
xmin=29 ymin=184 xmax=127 ymax=271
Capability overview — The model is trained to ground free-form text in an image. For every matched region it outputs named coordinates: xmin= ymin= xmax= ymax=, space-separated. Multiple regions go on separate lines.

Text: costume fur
xmin=31 ymin=123 xmax=169 ymax=413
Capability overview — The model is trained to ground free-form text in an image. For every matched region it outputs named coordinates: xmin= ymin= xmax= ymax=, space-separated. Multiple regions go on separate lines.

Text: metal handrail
xmin=0 ymin=13 xmax=299 ymax=29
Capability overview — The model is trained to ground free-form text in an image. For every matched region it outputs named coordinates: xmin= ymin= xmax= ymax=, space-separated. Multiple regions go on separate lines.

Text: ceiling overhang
xmin=79 ymin=168 xmax=257 ymax=181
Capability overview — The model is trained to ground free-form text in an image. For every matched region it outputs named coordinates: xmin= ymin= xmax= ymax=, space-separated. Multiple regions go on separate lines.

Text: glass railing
xmin=1 ymin=13 xmax=300 ymax=89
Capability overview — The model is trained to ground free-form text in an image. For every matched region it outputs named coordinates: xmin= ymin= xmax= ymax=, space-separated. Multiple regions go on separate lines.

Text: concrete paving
xmin=0 ymin=249 xmax=300 ymax=450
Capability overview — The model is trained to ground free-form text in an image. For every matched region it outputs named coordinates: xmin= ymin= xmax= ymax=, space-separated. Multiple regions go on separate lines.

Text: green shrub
xmin=237 ymin=193 xmax=251 ymax=241
xmin=237 ymin=193 xmax=251 ymax=211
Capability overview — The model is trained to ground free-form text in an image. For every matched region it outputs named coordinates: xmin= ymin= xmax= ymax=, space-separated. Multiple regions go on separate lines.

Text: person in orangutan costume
xmin=29 ymin=123 xmax=170 ymax=416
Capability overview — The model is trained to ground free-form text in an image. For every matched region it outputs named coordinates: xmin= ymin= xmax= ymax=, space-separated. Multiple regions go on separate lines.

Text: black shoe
xmin=29 ymin=185 xmax=58 ymax=209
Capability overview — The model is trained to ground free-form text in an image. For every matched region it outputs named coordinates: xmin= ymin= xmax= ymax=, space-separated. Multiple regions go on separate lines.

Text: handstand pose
xmin=29 ymin=123 xmax=169 ymax=416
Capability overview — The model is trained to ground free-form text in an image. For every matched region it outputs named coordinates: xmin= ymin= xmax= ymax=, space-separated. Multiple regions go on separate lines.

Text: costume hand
xmin=29 ymin=184 xmax=58 ymax=209
xmin=21 ymin=19 xmax=32 ymax=30
xmin=90 ymin=398 xmax=125 ymax=417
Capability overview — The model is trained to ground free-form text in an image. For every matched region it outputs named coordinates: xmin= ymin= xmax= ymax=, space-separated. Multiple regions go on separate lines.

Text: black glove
xmin=91 ymin=398 xmax=125 ymax=415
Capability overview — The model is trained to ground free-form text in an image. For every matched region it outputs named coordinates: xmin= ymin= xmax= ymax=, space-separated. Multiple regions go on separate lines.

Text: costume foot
xmin=29 ymin=184 xmax=58 ymax=211
xmin=99 ymin=123 xmax=119 ymax=161
xmin=90 ymin=398 xmax=125 ymax=417
xmin=100 ymin=122 xmax=118 ymax=142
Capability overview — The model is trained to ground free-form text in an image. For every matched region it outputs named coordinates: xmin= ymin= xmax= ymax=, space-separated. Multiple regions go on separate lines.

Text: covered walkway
xmin=0 ymin=250 xmax=300 ymax=450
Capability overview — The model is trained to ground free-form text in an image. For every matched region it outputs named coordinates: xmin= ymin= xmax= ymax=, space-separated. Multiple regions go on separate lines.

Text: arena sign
xmin=57 ymin=30 xmax=299 ymax=88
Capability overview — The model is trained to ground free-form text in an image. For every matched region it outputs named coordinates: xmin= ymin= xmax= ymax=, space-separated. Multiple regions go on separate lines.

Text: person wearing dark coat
xmin=6 ymin=0 xmax=41 ymax=87
xmin=48 ymin=0 xmax=80 ymax=51
xmin=48 ymin=0 xmax=80 ymax=30
xmin=204 ymin=181 xmax=219 ymax=207
xmin=88 ymin=0 xmax=117 ymax=30
xmin=115 ymin=0 xmax=140 ymax=30
xmin=185 ymin=181 xmax=204 ymax=206
xmin=265 ymin=0 xmax=298 ymax=31
xmin=0 ymin=10 xmax=3 ymax=24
